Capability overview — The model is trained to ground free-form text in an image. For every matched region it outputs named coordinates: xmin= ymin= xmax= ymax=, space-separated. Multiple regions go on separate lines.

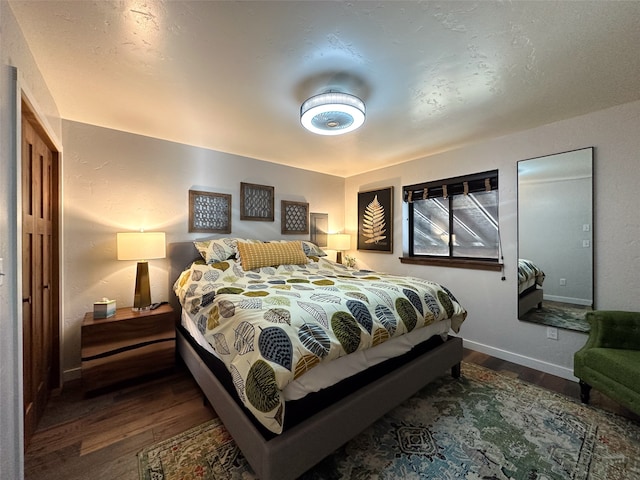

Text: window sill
xmin=399 ymin=256 xmax=503 ymax=272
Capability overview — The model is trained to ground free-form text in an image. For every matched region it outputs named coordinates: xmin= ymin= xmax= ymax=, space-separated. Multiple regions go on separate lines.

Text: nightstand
xmin=81 ymin=304 xmax=176 ymax=393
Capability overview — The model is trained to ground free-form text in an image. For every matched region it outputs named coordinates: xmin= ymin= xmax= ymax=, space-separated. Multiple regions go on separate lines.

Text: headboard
xmin=167 ymin=241 xmax=200 ymax=322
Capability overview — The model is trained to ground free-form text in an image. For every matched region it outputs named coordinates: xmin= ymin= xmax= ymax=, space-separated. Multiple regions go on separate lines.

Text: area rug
xmin=520 ymin=301 xmax=590 ymax=332
xmin=138 ymin=362 xmax=640 ymax=479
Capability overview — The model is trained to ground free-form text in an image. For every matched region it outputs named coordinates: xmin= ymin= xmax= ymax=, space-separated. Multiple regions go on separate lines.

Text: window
xmin=402 ymin=170 xmax=501 ymax=271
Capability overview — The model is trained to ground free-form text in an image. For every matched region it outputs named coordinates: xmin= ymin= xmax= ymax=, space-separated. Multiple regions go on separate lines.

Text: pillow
xmin=194 ymin=238 xmax=239 ymax=264
xmin=272 ymin=239 xmax=327 ymax=257
xmin=237 ymin=241 xmax=309 ymax=270
xmin=194 ymin=238 xmax=264 ymax=264
xmin=300 ymin=241 xmax=328 ymax=257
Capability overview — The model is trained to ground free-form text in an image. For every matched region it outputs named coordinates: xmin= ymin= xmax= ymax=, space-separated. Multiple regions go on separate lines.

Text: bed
xmin=518 ymin=258 xmax=546 ymax=317
xmin=169 ymin=238 xmax=467 ymax=480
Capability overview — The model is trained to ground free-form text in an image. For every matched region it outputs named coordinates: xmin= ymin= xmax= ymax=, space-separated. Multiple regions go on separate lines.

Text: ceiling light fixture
xmin=300 ymin=92 xmax=365 ymax=136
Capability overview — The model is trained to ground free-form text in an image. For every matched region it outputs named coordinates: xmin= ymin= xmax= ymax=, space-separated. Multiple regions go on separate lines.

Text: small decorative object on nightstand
xmin=344 ymin=255 xmax=357 ymax=268
xmin=93 ymin=298 xmax=116 ymax=318
xmin=81 ymin=304 xmax=175 ymax=393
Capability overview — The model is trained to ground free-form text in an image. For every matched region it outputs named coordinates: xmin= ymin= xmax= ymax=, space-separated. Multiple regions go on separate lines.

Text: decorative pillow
xmin=300 ymin=241 xmax=328 ymax=257
xmin=193 ymin=238 xmax=239 ymax=264
xmin=272 ymin=239 xmax=327 ymax=257
xmin=237 ymin=241 xmax=309 ymax=270
xmin=194 ymin=238 xmax=264 ymax=264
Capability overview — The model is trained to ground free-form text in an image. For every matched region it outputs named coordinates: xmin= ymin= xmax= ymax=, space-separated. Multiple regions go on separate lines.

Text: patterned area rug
xmin=138 ymin=363 xmax=640 ymax=479
xmin=520 ymin=301 xmax=591 ymax=332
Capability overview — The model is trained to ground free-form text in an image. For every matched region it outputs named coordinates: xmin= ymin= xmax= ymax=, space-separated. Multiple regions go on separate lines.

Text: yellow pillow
xmin=237 ymin=241 xmax=308 ymax=270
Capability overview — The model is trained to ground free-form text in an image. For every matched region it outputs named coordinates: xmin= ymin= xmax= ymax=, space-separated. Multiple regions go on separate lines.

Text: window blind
xmin=403 ymin=170 xmax=498 ymax=203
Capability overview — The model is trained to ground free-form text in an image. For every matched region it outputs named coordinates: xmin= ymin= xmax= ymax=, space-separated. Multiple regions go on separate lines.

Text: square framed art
xmin=240 ymin=182 xmax=274 ymax=221
xmin=282 ymin=200 xmax=309 ymax=234
xmin=189 ymin=190 xmax=232 ymax=234
xmin=357 ymin=186 xmax=393 ymax=253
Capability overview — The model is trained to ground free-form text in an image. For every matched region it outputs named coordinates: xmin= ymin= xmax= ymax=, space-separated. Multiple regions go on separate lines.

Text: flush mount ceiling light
xmin=300 ymin=92 xmax=365 ymax=136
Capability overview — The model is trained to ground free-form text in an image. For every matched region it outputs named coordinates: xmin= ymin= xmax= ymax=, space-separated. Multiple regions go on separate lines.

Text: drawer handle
xmin=23 ymin=296 xmax=32 ymax=304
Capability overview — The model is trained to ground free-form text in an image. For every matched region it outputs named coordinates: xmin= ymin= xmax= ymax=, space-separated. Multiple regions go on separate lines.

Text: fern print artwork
xmin=362 ymin=195 xmax=387 ymax=244
xmin=357 ymin=187 xmax=393 ymax=252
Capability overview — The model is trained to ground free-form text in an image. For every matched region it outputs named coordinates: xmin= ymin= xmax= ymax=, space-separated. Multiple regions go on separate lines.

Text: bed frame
xmin=168 ymin=242 xmax=463 ymax=480
xmin=518 ymin=285 xmax=544 ymax=317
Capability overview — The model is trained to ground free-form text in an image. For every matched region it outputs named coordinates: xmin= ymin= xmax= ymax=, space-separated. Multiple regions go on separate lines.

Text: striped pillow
xmin=237 ymin=241 xmax=308 ymax=270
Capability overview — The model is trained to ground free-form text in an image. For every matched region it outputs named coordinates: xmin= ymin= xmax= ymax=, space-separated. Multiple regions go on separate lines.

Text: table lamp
xmin=328 ymin=233 xmax=351 ymax=264
xmin=117 ymin=231 xmax=166 ymax=311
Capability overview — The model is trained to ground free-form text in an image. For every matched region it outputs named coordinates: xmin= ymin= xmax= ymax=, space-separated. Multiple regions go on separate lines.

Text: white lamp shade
xmin=328 ymin=234 xmax=351 ymax=252
xmin=117 ymin=232 xmax=166 ymax=261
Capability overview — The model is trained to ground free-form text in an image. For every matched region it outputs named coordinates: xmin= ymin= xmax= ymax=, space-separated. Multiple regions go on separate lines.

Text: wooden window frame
xmin=401 ymin=170 xmax=501 ymax=271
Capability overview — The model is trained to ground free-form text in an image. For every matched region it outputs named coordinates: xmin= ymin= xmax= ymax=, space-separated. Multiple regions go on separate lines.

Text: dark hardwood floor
xmin=24 ymin=349 xmax=639 ymax=480
xmin=24 ymin=367 xmax=215 ymax=480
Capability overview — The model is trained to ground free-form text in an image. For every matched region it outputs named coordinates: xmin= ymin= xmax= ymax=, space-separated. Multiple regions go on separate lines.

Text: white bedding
xmin=181 ymin=308 xmax=451 ymax=401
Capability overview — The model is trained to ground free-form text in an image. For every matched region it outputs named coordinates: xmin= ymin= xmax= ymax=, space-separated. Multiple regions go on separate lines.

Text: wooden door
xmin=22 ymin=104 xmax=59 ymax=448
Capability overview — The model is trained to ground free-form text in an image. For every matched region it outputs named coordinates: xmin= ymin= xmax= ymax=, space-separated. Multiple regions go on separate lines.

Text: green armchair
xmin=574 ymin=310 xmax=640 ymax=414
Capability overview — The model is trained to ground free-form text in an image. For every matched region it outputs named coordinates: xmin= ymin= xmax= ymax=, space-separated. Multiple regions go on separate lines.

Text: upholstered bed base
xmin=177 ymin=328 xmax=462 ymax=480
xmin=169 ymin=241 xmax=464 ymax=479
xmin=518 ymin=285 xmax=543 ymax=317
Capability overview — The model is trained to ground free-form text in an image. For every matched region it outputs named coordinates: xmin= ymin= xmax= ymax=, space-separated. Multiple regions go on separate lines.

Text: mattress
xmin=181 ymin=308 xmax=451 ymax=401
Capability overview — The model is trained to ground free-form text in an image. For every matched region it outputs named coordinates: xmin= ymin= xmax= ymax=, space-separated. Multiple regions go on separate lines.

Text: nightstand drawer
xmin=81 ymin=304 xmax=175 ymax=392
xmin=81 ymin=340 xmax=175 ymax=392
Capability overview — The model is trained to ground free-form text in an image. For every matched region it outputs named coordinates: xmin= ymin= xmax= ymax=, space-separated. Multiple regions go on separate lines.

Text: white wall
xmin=346 ymin=99 xmax=640 ymax=380
xmin=61 ymin=120 xmax=345 ymax=379
xmin=3 ymin=2 xmax=640 ymax=474
xmin=0 ymin=3 xmax=63 ymax=479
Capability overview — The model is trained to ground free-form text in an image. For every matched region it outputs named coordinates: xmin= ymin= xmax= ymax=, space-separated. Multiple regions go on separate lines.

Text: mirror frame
xmin=517 ymin=147 xmax=594 ymax=332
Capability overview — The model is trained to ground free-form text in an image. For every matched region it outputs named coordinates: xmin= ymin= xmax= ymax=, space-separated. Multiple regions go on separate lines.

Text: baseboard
xmin=63 ymin=367 xmax=82 ymax=382
xmin=543 ymin=294 xmax=592 ymax=306
xmin=463 ymin=338 xmax=577 ymax=382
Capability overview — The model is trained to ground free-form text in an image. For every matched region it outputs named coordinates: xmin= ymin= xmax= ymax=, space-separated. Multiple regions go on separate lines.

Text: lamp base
xmin=133 ymin=261 xmax=152 ymax=310
xmin=336 ymin=251 xmax=343 ymax=264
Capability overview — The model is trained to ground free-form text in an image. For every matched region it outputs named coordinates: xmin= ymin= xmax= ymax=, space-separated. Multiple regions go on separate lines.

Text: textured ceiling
xmin=9 ymin=1 xmax=640 ymax=177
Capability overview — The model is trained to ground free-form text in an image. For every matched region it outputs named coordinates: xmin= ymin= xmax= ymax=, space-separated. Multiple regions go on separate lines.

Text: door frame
xmin=15 ymin=73 xmax=64 ymax=444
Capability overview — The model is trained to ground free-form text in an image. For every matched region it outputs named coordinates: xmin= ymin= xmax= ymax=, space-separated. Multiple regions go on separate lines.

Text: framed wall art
xmin=189 ymin=189 xmax=232 ymax=234
xmin=282 ymin=200 xmax=309 ymax=234
xmin=240 ymin=182 xmax=274 ymax=221
xmin=357 ymin=186 xmax=393 ymax=253
xmin=310 ymin=212 xmax=328 ymax=247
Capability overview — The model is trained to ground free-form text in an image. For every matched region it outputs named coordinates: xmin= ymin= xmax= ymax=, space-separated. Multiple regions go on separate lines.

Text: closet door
xmin=22 ymin=113 xmax=55 ymax=448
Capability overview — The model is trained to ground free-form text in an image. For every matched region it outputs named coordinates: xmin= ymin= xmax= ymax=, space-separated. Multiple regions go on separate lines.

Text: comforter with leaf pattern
xmin=518 ymin=258 xmax=546 ymax=294
xmin=174 ymin=257 xmax=467 ymax=434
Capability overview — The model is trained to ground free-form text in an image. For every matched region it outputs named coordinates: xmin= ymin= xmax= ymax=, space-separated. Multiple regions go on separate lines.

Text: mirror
xmin=517 ymin=147 xmax=594 ymax=332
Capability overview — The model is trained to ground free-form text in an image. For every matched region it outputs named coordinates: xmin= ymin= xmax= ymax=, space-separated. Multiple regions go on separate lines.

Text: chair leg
xmin=451 ymin=362 xmax=461 ymax=379
xmin=579 ymin=380 xmax=592 ymax=404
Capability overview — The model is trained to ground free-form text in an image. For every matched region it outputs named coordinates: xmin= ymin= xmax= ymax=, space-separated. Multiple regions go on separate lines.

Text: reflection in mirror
xmin=517 ymin=147 xmax=594 ymax=332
